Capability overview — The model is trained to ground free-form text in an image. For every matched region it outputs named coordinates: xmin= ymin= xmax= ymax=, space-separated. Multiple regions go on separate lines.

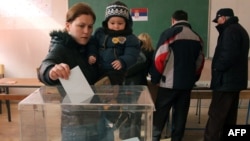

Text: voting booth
xmin=18 ymin=85 xmax=154 ymax=141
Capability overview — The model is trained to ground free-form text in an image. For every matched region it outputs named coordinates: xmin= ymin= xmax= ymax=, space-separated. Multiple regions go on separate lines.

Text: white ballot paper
xmin=122 ymin=137 xmax=140 ymax=141
xmin=59 ymin=66 xmax=94 ymax=103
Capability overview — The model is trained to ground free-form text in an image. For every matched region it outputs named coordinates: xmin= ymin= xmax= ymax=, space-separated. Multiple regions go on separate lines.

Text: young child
xmin=93 ymin=1 xmax=141 ymax=140
xmin=94 ymin=0 xmax=140 ymax=85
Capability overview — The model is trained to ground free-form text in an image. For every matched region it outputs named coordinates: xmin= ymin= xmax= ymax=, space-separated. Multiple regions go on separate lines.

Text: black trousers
xmin=152 ymin=87 xmax=191 ymax=141
xmin=204 ymin=91 xmax=240 ymax=141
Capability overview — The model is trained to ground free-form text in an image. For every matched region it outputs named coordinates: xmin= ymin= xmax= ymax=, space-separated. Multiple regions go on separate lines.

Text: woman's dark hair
xmin=172 ymin=10 xmax=188 ymax=21
xmin=66 ymin=2 xmax=96 ymax=23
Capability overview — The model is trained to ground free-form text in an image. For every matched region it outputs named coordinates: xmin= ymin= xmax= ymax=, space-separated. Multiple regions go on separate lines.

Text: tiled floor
xmin=0 ymin=99 xmax=249 ymax=141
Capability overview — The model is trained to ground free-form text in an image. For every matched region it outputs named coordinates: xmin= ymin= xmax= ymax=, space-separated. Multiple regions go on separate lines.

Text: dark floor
xmin=161 ymin=99 xmax=250 ymax=141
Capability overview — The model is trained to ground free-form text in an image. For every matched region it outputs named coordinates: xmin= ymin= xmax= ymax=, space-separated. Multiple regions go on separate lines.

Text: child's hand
xmin=111 ymin=60 xmax=122 ymax=70
xmin=88 ymin=55 xmax=96 ymax=65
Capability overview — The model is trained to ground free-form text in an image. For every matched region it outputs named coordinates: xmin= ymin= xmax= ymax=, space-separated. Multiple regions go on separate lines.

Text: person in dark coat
xmin=204 ymin=8 xmax=249 ymax=141
xmin=38 ymin=5 xmax=99 ymax=86
xmin=37 ymin=3 xmax=112 ymax=141
xmin=93 ymin=1 xmax=141 ymax=140
xmin=93 ymin=0 xmax=140 ymax=85
xmin=150 ymin=10 xmax=205 ymax=141
xmin=124 ymin=32 xmax=154 ymax=86
xmin=120 ymin=33 xmax=154 ymax=140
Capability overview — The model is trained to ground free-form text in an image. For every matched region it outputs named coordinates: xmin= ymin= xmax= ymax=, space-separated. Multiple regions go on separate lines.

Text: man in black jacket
xmin=204 ymin=8 xmax=249 ymax=141
xmin=151 ymin=10 xmax=205 ymax=141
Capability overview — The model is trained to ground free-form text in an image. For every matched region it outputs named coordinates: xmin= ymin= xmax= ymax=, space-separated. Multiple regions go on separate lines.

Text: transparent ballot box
xmin=18 ymin=85 xmax=154 ymax=141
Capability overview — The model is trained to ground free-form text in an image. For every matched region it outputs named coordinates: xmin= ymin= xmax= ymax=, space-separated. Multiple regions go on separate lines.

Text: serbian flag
xmin=130 ymin=8 xmax=148 ymax=21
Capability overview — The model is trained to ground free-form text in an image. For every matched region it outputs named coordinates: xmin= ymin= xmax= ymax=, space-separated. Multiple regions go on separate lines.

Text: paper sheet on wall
xmin=59 ymin=66 xmax=94 ymax=103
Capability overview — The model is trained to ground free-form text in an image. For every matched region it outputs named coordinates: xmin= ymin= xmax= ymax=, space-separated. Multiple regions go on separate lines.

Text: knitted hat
xmin=102 ymin=1 xmax=133 ymax=36
xmin=213 ymin=8 xmax=234 ymax=23
xmin=105 ymin=1 xmax=129 ymax=21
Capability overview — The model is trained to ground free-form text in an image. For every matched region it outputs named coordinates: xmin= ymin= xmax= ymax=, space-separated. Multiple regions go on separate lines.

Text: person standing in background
xmin=124 ymin=32 xmax=154 ymax=85
xmin=204 ymin=8 xmax=249 ymax=141
xmin=37 ymin=3 xmax=112 ymax=141
xmin=120 ymin=32 xmax=154 ymax=140
xmin=150 ymin=10 xmax=205 ymax=141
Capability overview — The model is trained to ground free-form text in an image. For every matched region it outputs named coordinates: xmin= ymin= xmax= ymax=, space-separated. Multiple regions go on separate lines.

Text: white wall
xmin=0 ymin=0 xmax=68 ymax=78
xmin=209 ymin=0 xmax=250 ymax=57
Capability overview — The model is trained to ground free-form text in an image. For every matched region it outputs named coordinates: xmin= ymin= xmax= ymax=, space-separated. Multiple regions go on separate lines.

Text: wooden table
xmin=0 ymin=78 xmax=44 ymax=122
xmin=162 ymin=81 xmax=250 ymax=132
xmin=192 ymin=81 xmax=250 ymax=124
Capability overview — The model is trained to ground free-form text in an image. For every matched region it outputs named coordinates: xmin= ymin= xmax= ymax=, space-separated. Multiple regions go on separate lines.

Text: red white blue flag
xmin=130 ymin=8 xmax=148 ymax=21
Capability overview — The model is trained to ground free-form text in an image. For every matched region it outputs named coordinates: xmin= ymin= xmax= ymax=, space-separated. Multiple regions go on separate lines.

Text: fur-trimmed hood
xmin=49 ymin=30 xmax=79 ymax=48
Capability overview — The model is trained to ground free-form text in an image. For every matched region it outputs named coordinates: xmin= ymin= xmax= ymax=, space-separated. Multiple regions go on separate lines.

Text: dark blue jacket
xmin=211 ymin=17 xmax=249 ymax=91
xmin=94 ymin=27 xmax=140 ymax=71
xmin=150 ymin=21 xmax=204 ymax=89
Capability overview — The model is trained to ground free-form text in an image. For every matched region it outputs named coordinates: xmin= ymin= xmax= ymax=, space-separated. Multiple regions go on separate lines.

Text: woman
xmin=38 ymin=3 xmax=98 ymax=85
xmin=38 ymin=3 xmax=111 ymax=141
xmin=124 ymin=32 xmax=155 ymax=85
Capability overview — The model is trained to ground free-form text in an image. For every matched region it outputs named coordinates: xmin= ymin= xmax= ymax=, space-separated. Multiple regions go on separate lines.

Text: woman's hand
xmin=49 ymin=63 xmax=70 ymax=80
